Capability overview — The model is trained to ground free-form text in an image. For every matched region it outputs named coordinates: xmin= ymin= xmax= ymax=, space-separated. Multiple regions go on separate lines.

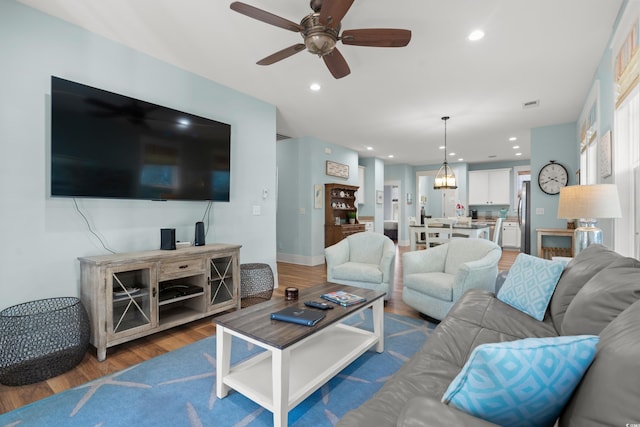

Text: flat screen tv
xmin=51 ymin=76 xmax=231 ymax=201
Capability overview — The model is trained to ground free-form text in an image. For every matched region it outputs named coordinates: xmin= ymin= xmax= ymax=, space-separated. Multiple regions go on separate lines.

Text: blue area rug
xmin=0 ymin=311 xmax=433 ymax=427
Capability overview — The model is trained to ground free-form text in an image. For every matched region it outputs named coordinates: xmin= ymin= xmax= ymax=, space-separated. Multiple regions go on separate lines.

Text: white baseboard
xmin=277 ymin=252 xmax=325 ymax=266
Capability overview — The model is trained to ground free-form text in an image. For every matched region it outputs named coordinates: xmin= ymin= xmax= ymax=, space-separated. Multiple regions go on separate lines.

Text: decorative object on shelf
xmin=326 ymin=160 xmax=349 ymax=178
xmin=0 ymin=297 xmax=90 ymax=386
xmin=240 ymin=263 xmax=274 ymax=308
xmin=455 ymin=201 xmax=465 ymax=217
xmin=434 ymin=116 xmax=458 ymax=189
xmin=347 ymin=210 xmax=357 ymax=224
xmin=557 ymin=184 xmax=622 ymax=256
xmin=599 ymin=130 xmax=612 ymax=178
xmin=376 ymin=190 xmax=384 ymax=204
xmin=538 ymin=160 xmax=569 ymax=195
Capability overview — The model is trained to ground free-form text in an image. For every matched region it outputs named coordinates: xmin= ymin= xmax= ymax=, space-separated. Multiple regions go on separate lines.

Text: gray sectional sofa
xmin=338 ymin=244 xmax=640 ymax=426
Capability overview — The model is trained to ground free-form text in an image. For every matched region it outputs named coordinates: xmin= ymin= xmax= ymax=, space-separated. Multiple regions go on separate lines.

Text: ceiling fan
xmin=229 ymin=0 xmax=412 ymax=79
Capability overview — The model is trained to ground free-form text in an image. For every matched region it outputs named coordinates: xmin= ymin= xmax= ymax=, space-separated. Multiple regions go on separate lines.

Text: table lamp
xmin=557 ymin=184 xmax=622 ymax=257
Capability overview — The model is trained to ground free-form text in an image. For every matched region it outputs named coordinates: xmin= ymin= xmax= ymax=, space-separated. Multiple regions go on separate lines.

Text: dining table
xmin=408 ymin=222 xmax=491 ymax=251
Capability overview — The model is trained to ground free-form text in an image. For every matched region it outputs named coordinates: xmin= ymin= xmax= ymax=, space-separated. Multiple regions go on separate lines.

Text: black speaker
xmin=160 ymin=228 xmax=176 ymax=250
xmin=194 ymin=221 xmax=205 ymax=246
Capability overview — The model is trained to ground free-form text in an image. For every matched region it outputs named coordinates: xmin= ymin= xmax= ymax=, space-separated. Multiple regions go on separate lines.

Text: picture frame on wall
xmin=314 ymin=184 xmax=322 ymax=209
xmin=326 ymin=160 xmax=349 ymax=179
xmin=376 ymin=190 xmax=384 ymax=204
xmin=599 ymin=130 xmax=612 ymax=178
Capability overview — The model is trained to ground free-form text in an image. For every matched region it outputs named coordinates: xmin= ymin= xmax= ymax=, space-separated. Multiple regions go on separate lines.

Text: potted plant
xmin=347 ymin=211 xmax=357 ymax=224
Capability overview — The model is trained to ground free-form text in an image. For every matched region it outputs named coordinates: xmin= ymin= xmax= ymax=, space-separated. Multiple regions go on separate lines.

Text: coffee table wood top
xmin=214 ymin=282 xmax=385 ymax=350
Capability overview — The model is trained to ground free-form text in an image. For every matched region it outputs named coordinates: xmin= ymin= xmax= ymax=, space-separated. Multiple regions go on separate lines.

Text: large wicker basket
xmin=240 ymin=263 xmax=274 ymax=308
xmin=0 ymin=297 xmax=90 ymax=386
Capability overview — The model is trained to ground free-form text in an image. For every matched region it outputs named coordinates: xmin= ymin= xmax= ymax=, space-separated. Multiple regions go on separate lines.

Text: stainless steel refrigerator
xmin=518 ymin=181 xmax=531 ymax=254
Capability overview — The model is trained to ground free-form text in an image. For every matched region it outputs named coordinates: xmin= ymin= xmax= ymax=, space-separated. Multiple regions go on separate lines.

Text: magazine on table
xmin=270 ymin=306 xmax=326 ymax=326
xmin=321 ymin=290 xmax=366 ymax=307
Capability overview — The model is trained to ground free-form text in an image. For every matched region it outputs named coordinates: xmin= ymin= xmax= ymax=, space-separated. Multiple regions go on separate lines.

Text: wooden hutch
xmin=324 ymin=183 xmax=365 ymax=247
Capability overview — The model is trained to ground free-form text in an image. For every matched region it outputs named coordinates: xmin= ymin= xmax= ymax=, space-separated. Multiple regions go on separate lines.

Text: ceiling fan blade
xmin=257 ymin=44 xmax=306 ymax=65
xmin=318 ymin=0 xmax=354 ymax=29
xmin=341 ymin=29 xmax=412 ymax=47
xmin=230 ymin=2 xmax=303 ymax=32
xmin=323 ymin=48 xmax=351 ymax=79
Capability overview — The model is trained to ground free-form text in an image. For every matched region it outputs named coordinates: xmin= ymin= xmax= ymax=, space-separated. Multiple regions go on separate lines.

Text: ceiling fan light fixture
xmin=434 ymin=116 xmax=458 ymax=190
xmin=305 ymin=33 xmax=336 ymax=55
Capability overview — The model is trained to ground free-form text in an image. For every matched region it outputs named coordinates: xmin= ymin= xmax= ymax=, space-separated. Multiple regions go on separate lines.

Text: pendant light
xmin=434 ymin=116 xmax=458 ymax=190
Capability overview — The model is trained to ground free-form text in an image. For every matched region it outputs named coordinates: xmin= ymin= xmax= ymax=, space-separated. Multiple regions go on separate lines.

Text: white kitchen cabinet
xmin=502 ymin=221 xmax=521 ymax=248
xmin=468 ymin=169 xmax=511 ymax=205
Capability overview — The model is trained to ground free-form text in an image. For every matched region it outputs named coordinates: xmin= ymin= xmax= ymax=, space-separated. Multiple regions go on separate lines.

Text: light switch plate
xmin=252 ymin=205 xmax=261 ymax=215
xmin=535 ymin=208 xmax=544 ymax=215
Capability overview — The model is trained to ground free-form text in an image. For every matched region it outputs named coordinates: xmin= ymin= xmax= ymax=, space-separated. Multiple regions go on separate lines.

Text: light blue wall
xmin=0 ymin=1 xmax=277 ymax=309
xmin=357 ymin=156 xmax=386 ymax=233
xmin=276 ymin=137 xmax=359 ymax=265
xmin=530 ymin=123 xmax=579 ymax=255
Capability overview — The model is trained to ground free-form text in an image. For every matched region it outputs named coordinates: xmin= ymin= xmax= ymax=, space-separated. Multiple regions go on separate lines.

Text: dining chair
xmin=425 ymin=218 xmax=455 ymax=247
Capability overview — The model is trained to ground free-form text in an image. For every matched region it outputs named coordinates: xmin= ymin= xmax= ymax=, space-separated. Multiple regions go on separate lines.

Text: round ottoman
xmin=0 ymin=297 xmax=90 ymax=386
xmin=240 ymin=263 xmax=274 ymax=308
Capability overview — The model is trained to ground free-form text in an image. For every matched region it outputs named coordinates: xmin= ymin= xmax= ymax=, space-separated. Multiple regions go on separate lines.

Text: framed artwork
xmin=406 ymin=193 xmax=413 ymax=205
xmin=314 ymin=184 xmax=322 ymax=209
xmin=376 ymin=190 xmax=384 ymax=204
xmin=326 ymin=160 xmax=349 ymax=179
xmin=599 ymin=130 xmax=612 ymax=178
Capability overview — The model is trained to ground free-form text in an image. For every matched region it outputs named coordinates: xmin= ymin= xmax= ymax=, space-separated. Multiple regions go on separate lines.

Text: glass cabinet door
xmin=107 ymin=263 xmax=156 ymax=337
xmin=208 ymin=256 xmax=236 ymax=308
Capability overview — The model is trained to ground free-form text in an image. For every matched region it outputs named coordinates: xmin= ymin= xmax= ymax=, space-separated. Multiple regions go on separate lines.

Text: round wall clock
xmin=537 ymin=161 xmax=569 ymax=195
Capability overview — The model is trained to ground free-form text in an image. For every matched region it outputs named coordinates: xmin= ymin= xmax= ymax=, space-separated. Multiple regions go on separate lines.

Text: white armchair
xmin=325 ymin=232 xmax=396 ymax=300
xmin=402 ymin=238 xmax=501 ymax=320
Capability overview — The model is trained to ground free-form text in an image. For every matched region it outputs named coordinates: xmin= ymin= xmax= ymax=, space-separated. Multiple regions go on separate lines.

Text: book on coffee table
xmin=270 ymin=306 xmax=326 ymax=326
xmin=321 ymin=290 xmax=366 ymax=307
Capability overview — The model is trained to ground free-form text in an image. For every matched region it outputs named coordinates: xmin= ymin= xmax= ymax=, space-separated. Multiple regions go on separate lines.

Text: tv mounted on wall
xmin=51 ymin=76 xmax=231 ymax=201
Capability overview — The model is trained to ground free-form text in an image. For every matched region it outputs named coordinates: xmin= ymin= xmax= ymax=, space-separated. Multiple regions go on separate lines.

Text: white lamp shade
xmin=557 ymin=184 xmax=622 ymax=219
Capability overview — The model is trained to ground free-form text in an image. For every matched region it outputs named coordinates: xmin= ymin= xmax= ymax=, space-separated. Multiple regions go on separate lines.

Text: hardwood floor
xmin=0 ymin=245 xmax=518 ymax=414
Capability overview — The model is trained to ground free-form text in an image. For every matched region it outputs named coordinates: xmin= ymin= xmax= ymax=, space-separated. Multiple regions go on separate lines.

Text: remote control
xmin=304 ymin=301 xmax=333 ymax=310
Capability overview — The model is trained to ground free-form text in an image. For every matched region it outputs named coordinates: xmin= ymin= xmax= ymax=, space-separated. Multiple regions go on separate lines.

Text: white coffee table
xmin=214 ymin=283 xmax=385 ymax=427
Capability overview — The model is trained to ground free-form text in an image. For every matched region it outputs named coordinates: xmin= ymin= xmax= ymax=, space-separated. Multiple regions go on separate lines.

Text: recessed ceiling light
xmin=509 ymin=137 xmax=517 ymax=141
xmin=513 ymin=145 xmax=520 ymax=149
xmin=515 ymin=152 xmax=522 ymax=156
xmin=366 ymin=146 xmax=373 ymax=151
xmin=468 ymin=29 xmax=485 ymax=41
xmin=439 ymin=145 xmax=445 ymax=150
xmin=309 ymin=83 xmax=321 ymax=91
xmin=388 ymin=154 xmax=394 ymax=158
xmin=449 ymin=152 xmax=456 ymax=156
xmin=458 ymin=158 xmax=464 ymax=161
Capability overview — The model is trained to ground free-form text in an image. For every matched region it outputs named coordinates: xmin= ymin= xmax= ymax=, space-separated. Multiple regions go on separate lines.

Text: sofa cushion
xmin=404 ymin=272 xmax=455 ymax=301
xmin=332 ymin=262 xmax=382 ymax=283
xmin=497 ymin=253 xmax=565 ymax=321
xmin=549 ymin=244 xmax=629 ymax=332
xmin=442 ymin=335 xmax=599 ymax=427
xmin=560 ymin=299 xmax=640 ymax=427
xmin=561 ymin=258 xmax=640 ymax=335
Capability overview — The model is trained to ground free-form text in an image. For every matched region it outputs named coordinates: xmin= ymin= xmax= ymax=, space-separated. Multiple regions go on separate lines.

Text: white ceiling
xmin=19 ymin=0 xmax=623 ymax=166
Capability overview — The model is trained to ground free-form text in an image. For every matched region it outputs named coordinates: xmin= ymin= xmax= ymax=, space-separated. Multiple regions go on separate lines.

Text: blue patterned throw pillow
xmin=497 ymin=253 xmax=565 ymax=320
xmin=442 ymin=335 xmax=599 ymax=427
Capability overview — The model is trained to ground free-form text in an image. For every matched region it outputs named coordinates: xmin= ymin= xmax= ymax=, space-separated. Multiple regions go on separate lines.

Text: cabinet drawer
xmin=159 ymin=257 xmax=206 ymax=279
